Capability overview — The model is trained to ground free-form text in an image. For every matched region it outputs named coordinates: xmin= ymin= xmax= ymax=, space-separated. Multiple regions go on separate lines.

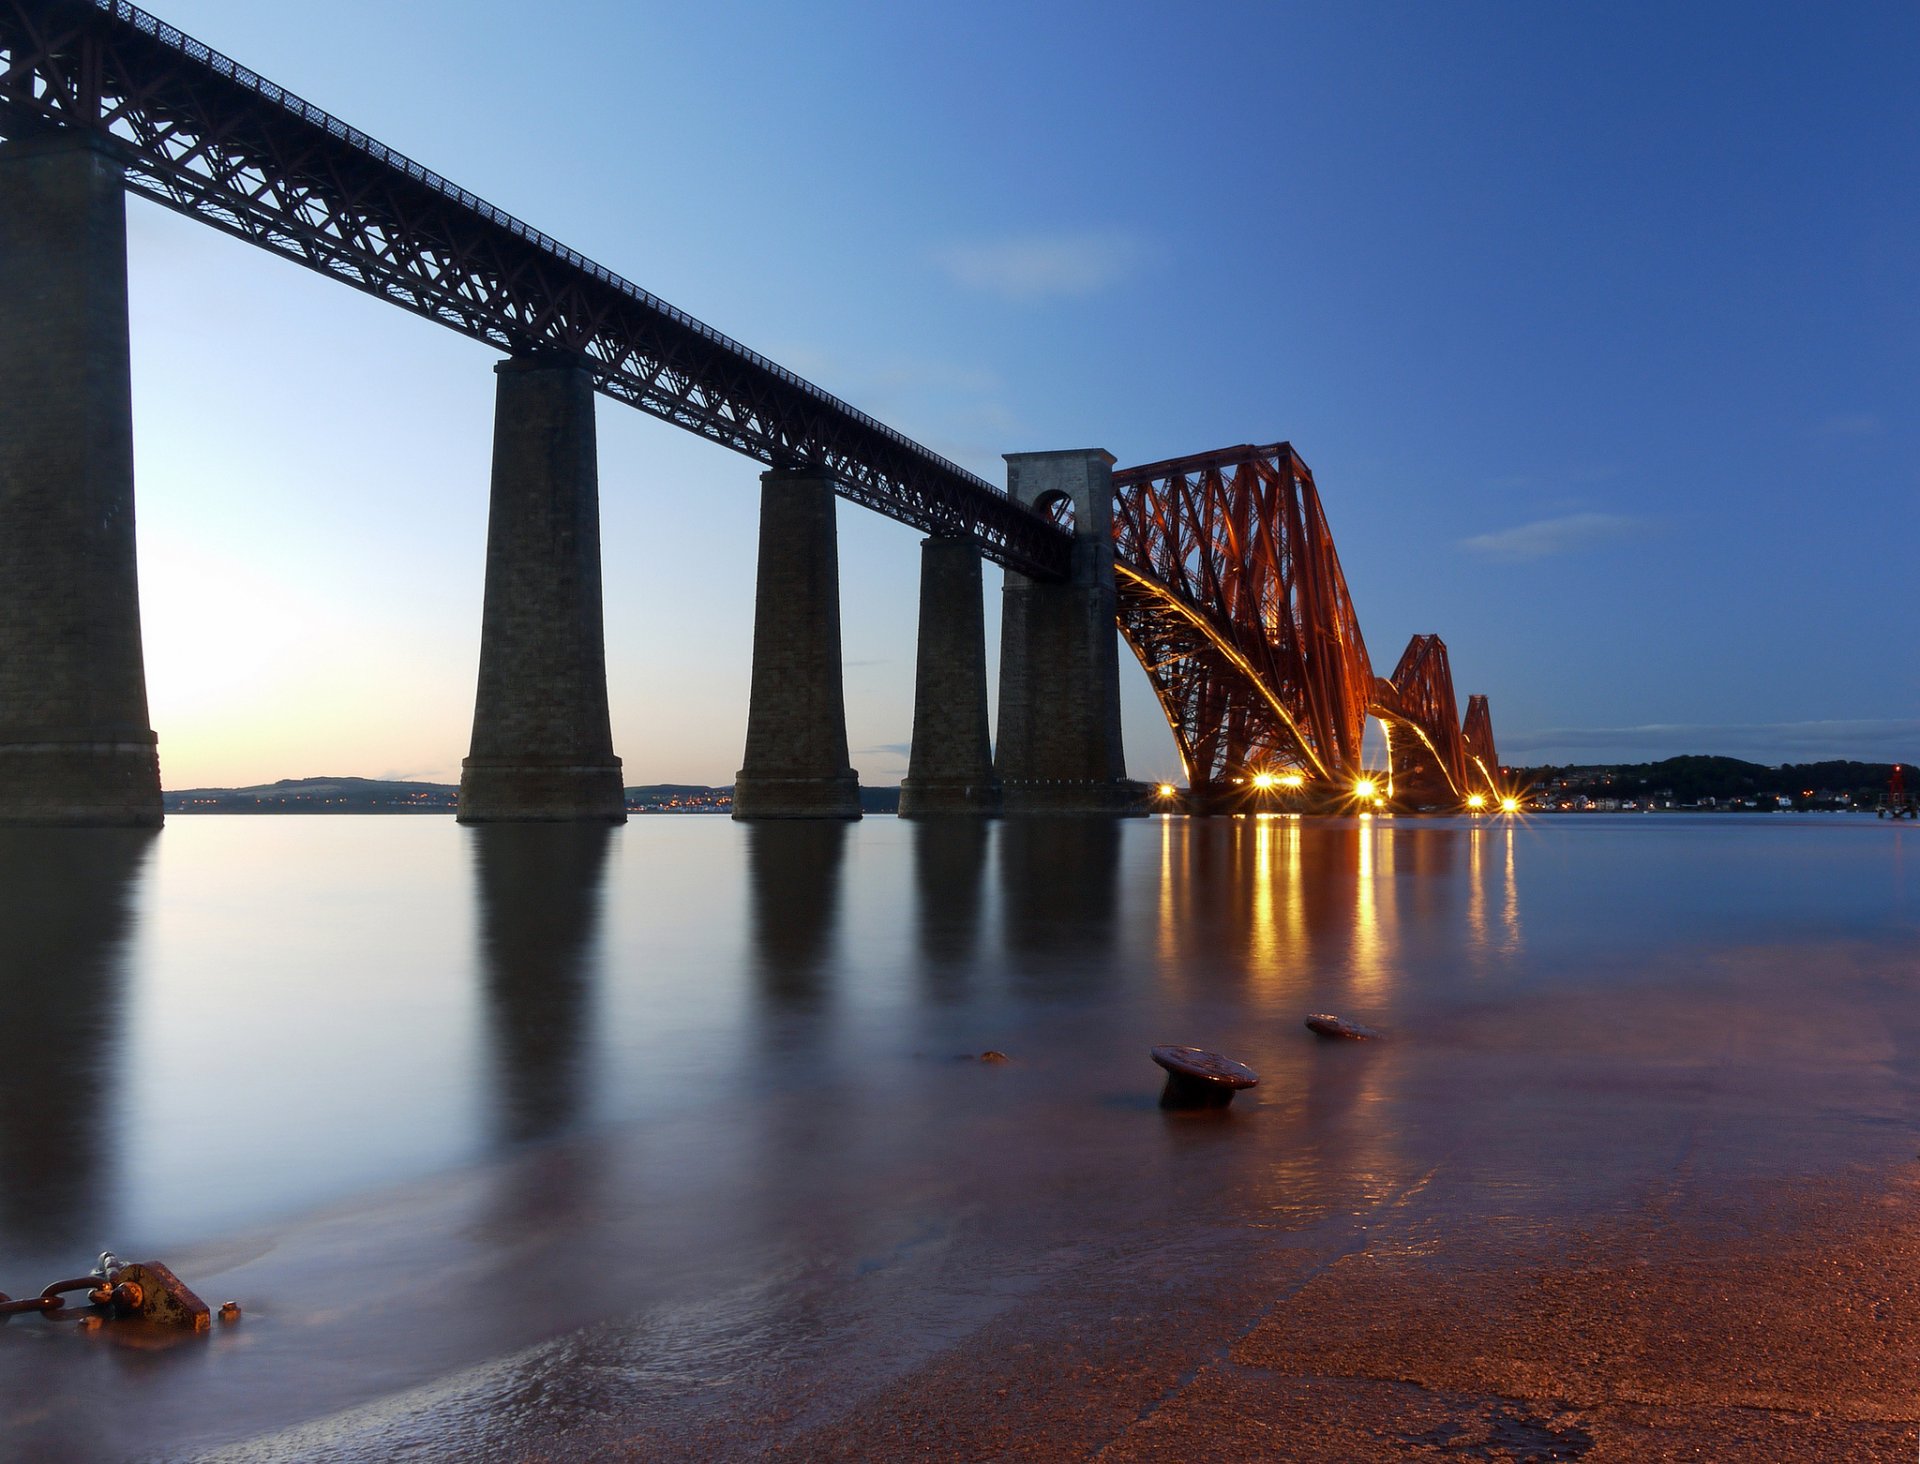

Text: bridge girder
xmin=1099 ymin=444 xmax=1374 ymax=790
xmin=0 ymin=0 xmax=1070 ymax=577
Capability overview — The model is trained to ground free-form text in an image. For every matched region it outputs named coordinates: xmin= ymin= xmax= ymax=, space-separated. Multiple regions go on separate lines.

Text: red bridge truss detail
xmin=1103 ymin=443 xmax=1500 ymax=803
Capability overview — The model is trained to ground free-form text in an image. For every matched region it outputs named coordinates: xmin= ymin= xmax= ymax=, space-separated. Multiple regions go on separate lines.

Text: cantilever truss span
xmin=1104 ymin=444 xmax=1502 ymax=805
xmin=0 ymin=0 xmax=1070 ymax=578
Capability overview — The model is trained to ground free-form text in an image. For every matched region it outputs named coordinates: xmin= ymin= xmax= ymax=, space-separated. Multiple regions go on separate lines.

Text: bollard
xmin=1151 ymin=1046 xmax=1259 ymax=1109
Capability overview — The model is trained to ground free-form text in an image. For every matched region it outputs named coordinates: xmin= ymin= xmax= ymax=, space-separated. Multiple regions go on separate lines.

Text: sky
xmin=105 ymin=0 xmax=1918 ymax=789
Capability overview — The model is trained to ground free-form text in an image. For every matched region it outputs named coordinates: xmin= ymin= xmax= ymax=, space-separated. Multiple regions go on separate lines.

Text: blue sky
xmin=114 ymin=1 xmax=1917 ymax=787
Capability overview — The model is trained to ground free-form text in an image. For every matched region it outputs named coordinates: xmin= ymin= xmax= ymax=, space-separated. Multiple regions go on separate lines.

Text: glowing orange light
xmin=1500 ymin=796 xmax=1520 ymax=814
xmin=1353 ymin=778 xmax=1377 ymax=798
xmin=1251 ymin=771 xmax=1278 ymax=791
xmin=1156 ymin=783 xmax=1177 ymax=798
xmin=1279 ymin=773 xmax=1305 ymax=789
xmin=1466 ymin=793 xmax=1487 ymax=810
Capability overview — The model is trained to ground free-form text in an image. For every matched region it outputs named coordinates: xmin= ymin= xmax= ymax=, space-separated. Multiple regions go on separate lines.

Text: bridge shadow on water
xmin=0 ymin=829 xmax=156 ymax=1264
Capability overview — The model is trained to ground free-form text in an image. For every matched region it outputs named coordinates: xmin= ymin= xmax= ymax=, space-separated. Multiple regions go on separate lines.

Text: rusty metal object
xmin=1151 ymin=1045 xmax=1259 ymax=1109
xmin=109 ymin=1261 xmax=211 ymax=1331
xmin=1305 ymin=1013 xmax=1382 ymax=1041
xmin=218 ymin=1301 xmax=242 ymax=1324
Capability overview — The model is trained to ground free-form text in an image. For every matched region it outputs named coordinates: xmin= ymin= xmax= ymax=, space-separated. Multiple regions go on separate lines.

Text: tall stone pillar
xmin=995 ymin=449 xmax=1140 ymax=815
xmin=732 ymin=470 xmax=861 ymax=820
xmin=899 ymin=534 xmax=998 ymax=816
xmin=459 ymin=357 xmax=625 ymax=823
xmin=0 ymin=133 xmax=162 ymax=827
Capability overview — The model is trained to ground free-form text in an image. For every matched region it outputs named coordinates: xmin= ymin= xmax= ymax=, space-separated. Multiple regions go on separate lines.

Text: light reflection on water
xmin=0 ymin=813 xmax=1911 ymax=1265
xmin=0 ymin=814 xmax=1915 ymax=1458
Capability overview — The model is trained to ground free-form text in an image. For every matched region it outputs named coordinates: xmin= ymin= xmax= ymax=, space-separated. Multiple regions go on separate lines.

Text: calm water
xmin=0 ymin=813 xmax=1914 ymax=1459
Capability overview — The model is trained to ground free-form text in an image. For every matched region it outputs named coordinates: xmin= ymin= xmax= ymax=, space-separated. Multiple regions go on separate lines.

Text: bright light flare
xmin=1279 ymin=773 xmax=1305 ymax=789
xmin=1353 ymin=778 xmax=1377 ymax=798
xmin=1500 ymin=796 xmax=1520 ymax=814
xmin=1251 ymin=771 xmax=1278 ymax=791
xmin=1466 ymin=793 xmax=1487 ymax=810
xmin=1156 ymin=783 xmax=1177 ymax=799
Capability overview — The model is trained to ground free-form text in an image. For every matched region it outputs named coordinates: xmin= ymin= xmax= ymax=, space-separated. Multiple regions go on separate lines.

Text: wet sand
xmin=0 ymin=817 xmax=1914 ymax=1460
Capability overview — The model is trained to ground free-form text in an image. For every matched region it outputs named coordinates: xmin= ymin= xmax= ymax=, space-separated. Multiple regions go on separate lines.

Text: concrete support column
xmin=732 ymin=470 xmax=861 ymax=820
xmin=899 ymin=535 xmax=998 ymax=816
xmin=995 ymin=449 xmax=1140 ymax=815
xmin=0 ymin=133 xmax=162 ymax=827
xmin=459 ymin=357 xmax=625 ymax=823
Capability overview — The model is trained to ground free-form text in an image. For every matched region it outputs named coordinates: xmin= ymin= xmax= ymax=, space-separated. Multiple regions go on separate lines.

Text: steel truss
xmin=1374 ymin=634 xmax=1468 ymax=803
xmin=1461 ymin=694 xmax=1501 ymax=793
xmin=0 ymin=0 xmax=1069 ymax=578
xmin=1103 ymin=444 xmax=1374 ymax=789
xmin=1105 ymin=444 xmax=1498 ymax=803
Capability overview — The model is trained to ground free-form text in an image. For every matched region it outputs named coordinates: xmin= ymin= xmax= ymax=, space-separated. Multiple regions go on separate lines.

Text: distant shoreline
xmin=161 ymin=756 xmax=1909 ymax=817
xmin=162 ymin=777 xmax=902 ymax=815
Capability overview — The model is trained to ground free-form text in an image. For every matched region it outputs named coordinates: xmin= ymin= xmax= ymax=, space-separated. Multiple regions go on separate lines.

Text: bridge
xmin=0 ymin=0 xmax=1501 ymax=826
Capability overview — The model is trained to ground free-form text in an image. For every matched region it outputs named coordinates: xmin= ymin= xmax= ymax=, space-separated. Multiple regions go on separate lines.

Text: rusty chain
xmin=0 ymin=1252 xmax=230 ymax=1330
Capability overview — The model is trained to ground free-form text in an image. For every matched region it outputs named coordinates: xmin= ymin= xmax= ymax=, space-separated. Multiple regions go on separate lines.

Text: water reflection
xmin=0 ymin=829 xmax=154 ymax=1256
xmin=746 ymin=821 xmax=849 ymax=1011
xmin=998 ymin=818 xmax=1120 ymax=993
xmin=471 ymin=824 xmax=612 ymax=1145
xmin=911 ymin=819 xmax=990 ymax=1000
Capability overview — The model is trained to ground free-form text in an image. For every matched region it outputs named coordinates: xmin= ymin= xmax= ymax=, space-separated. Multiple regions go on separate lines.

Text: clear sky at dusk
xmin=114 ymin=0 xmax=1917 ymax=790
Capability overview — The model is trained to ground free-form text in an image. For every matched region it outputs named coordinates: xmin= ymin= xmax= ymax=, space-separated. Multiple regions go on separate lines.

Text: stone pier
xmin=995 ymin=450 xmax=1140 ymax=815
xmin=732 ymin=470 xmax=861 ymax=820
xmin=459 ymin=357 xmax=625 ymax=823
xmin=0 ymin=133 xmax=163 ymax=826
xmin=899 ymin=535 xmax=999 ymax=817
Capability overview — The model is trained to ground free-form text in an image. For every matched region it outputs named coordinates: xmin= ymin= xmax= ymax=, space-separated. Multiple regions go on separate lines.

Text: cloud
xmin=1501 ymin=718 xmax=1920 ymax=765
xmin=1458 ymin=511 xmax=1645 ymax=562
xmin=858 ymin=743 xmax=913 ymax=759
xmin=1816 ymin=412 xmax=1881 ymax=437
xmin=932 ymin=232 xmax=1146 ymax=301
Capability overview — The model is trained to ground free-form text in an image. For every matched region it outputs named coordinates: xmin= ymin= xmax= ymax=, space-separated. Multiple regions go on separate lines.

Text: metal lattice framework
xmin=1104 ymin=444 xmax=1499 ymax=802
xmin=1373 ymin=635 xmax=1468 ymax=802
xmin=1104 ymin=444 xmax=1375 ymax=787
xmin=1461 ymin=694 xmax=1501 ymax=793
xmin=0 ymin=0 xmax=1070 ymax=578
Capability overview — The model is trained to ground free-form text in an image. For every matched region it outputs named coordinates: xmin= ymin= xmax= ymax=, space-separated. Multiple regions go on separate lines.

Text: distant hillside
xmin=166 ymin=777 xmax=456 ymax=812
xmin=1513 ymin=756 xmax=1907 ymax=808
xmin=163 ymin=777 xmax=902 ymax=814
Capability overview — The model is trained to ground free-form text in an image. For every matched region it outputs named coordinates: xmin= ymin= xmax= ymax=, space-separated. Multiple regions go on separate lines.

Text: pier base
xmin=995 ymin=450 xmax=1142 ymax=816
xmin=732 ymin=471 xmax=861 ymax=820
xmin=899 ymin=535 xmax=999 ymax=817
xmin=460 ymin=358 xmax=625 ymax=823
xmin=0 ymin=133 xmax=162 ymax=827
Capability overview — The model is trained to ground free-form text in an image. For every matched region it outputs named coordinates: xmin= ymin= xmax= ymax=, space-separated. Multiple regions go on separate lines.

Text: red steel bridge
xmin=1096 ymin=444 xmax=1502 ymax=805
xmin=0 ymin=0 xmax=1501 ymax=811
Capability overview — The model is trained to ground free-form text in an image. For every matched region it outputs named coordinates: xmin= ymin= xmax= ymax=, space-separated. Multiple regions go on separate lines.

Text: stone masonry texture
xmin=459 ymin=358 xmax=625 ymax=822
xmin=994 ymin=450 xmax=1137 ymax=814
xmin=899 ymin=534 xmax=999 ymax=816
xmin=0 ymin=133 xmax=162 ymax=826
xmin=732 ymin=470 xmax=861 ymax=819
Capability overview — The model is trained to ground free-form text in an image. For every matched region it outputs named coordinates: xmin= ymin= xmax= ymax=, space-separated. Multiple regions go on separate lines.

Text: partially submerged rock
xmin=1305 ymin=1013 xmax=1382 ymax=1041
